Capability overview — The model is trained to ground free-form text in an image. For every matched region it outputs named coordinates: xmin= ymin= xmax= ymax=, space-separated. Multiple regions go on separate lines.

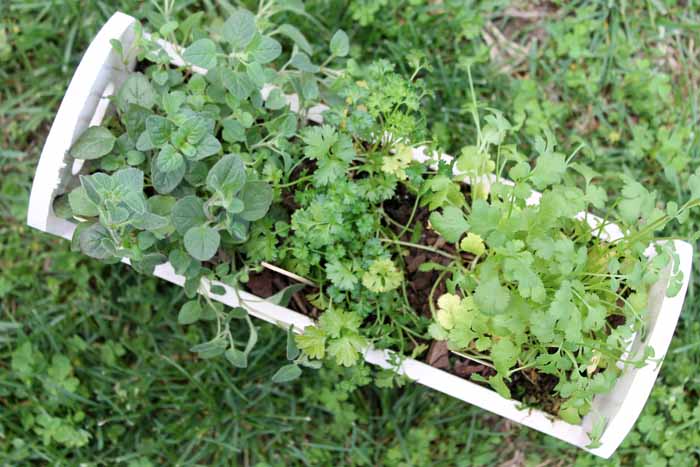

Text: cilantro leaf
xmin=530 ymin=152 xmax=567 ymax=189
xmin=491 ymin=337 xmax=518 ymax=375
xmin=361 ymin=259 xmax=402 ymax=293
xmin=326 ymin=260 xmax=358 ymax=291
xmin=327 ymin=335 xmax=366 ymax=367
xmin=429 ymin=206 xmax=469 ymax=243
xmin=295 ymin=326 xmax=327 ymax=360
xmin=318 ymin=308 xmax=361 ymax=338
xmin=474 ymin=276 xmax=510 ymax=314
xmin=460 ymin=232 xmax=486 ymax=256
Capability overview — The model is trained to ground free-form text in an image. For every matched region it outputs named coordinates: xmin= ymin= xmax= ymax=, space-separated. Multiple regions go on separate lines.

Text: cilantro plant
xmin=425 ymin=85 xmax=699 ymax=423
xmin=56 ymin=4 xmax=697 ymax=427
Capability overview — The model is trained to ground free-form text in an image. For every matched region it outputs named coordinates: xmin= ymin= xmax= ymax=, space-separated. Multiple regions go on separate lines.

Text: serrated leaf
xmin=474 ymin=276 xmax=510 ymax=314
xmin=487 ymin=374 xmax=511 ymax=399
xmin=429 ymin=206 xmax=469 ymax=243
xmin=361 ymin=258 xmax=402 ymax=293
xmin=318 ymin=308 xmax=361 ymax=338
xmin=184 ymin=225 xmax=220 ymax=261
xmin=327 ymin=335 xmax=365 ymax=367
xmin=530 ymin=152 xmax=567 ymax=189
xmin=459 ymin=232 xmax=486 ymax=256
xmin=325 ymin=260 xmax=358 ymax=291
xmin=491 ymin=338 xmax=518 ymax=374
xmin=295 ymin=326 xmax=326 ymax=360
xmin=69 ymin=126 xmax=115 ymax=160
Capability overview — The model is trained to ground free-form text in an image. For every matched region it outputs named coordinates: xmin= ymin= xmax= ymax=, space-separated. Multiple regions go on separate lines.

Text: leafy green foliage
xmin=60 ymin=2 xmax=699 ymax=430
xmin=9 ymin=2 xmax=699 ymax=464
xmin=426 ymin=100 xmax=698 ymax=421
xmin=68 ymin=126 xmax=116 ymax=160
xmin=295 ymin=307 xmax=370 ymax=368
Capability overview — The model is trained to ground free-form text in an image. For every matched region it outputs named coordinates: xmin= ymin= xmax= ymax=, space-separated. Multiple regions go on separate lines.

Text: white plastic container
xmin=27 ymin=12 xmax=693 ymax=458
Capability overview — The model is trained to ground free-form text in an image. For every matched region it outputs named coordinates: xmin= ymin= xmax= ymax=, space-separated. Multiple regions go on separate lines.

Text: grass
xmin=2 ymin=0 xmax=700 ymax=465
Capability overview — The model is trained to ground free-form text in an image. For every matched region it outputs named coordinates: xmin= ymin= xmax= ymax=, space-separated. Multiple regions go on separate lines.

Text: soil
xmin=383 ymin=184 xmax=474 ymax=319
xmin=246 ymin=267 xmax=320 ymax=319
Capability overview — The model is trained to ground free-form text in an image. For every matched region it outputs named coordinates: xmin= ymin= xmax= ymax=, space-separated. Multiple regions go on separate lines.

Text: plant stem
xmin=379 ymin=238 xmax=458 ymax=260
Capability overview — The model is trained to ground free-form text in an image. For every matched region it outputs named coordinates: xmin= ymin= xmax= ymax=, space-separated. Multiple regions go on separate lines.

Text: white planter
xmin=27 ymin=12 xmax=693 ymax=459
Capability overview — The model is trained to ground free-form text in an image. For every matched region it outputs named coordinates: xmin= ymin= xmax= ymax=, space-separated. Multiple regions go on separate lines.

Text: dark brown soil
xmin=383 ymin=184 xmax=465 ymax=319
xmin=506 ymin=367 xmax=562 ymax=414
xmin=246 ymin=267 xmax=320 ymax=319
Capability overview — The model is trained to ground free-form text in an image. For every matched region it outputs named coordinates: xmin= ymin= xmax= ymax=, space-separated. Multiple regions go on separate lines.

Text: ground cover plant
xmin=54 ymin=2 xmax=696 ymax=432
xmin=2 ymin=0 xmax=700 ymax=465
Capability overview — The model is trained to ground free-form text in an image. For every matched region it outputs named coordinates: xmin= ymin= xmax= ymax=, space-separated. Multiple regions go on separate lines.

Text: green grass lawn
xmin=2 ymin=1 xmax=699 ymax=465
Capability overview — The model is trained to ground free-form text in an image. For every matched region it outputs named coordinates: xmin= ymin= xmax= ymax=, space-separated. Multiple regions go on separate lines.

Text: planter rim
xmin=26 ymin=12 xmax=694 ymax=459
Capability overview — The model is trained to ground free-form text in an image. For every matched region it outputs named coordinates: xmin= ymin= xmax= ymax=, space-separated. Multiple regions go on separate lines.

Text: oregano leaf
xmin=184 ymin=225 xmax=220 ymax=261
xmin=69 ymin=126 xmax=115 ymax=160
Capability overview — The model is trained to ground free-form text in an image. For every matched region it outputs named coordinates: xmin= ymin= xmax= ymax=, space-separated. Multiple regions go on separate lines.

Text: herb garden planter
xmin=27 ymin=12 xmax=693 ymax=458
